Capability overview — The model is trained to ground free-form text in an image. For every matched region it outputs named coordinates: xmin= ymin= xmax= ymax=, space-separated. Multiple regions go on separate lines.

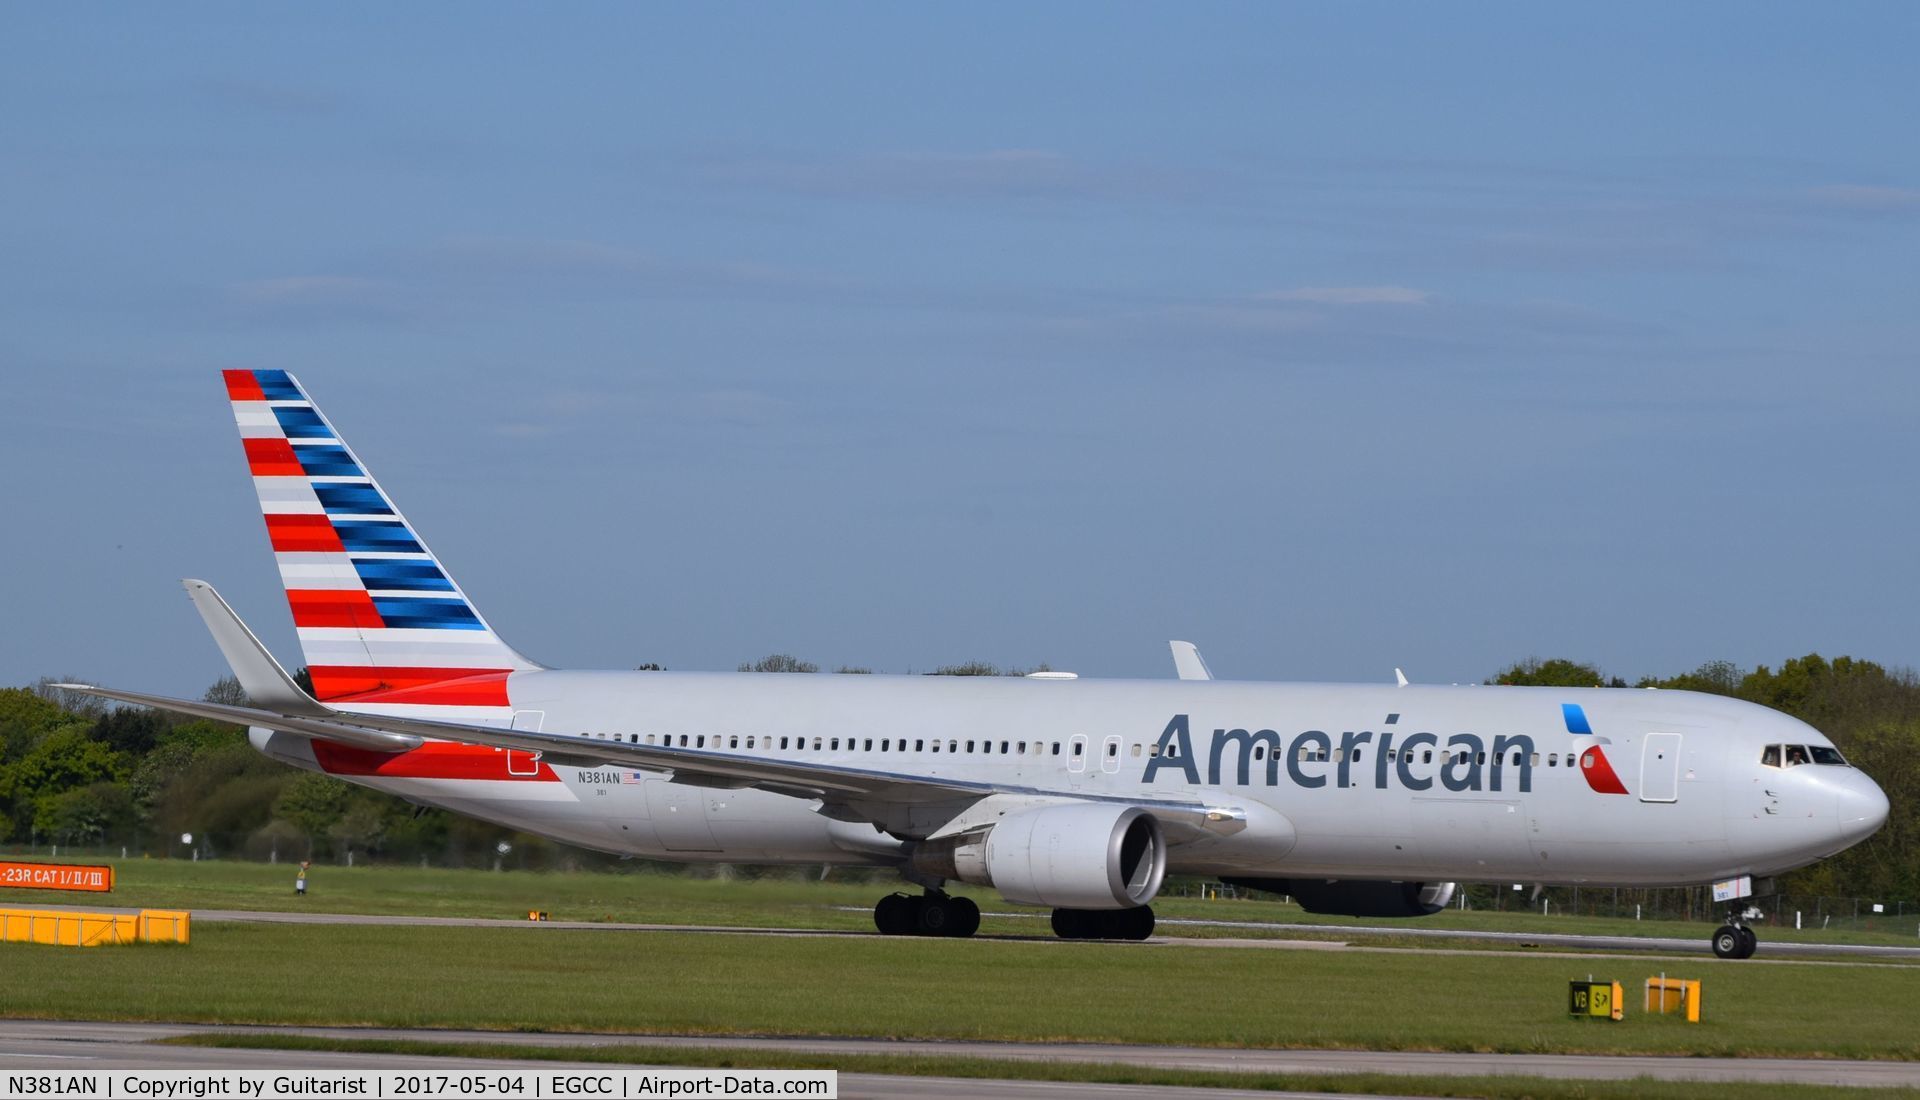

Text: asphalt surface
xmin=3 ymin=1020 xmax=1919 ymax=1090
xmin=0 ymin=1022 xmax=1402 ymax=1100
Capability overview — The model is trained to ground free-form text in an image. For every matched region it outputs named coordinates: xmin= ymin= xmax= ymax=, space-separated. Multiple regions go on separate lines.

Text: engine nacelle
xmin=911 ymin=803 xmax=1167 ymax=910
xmin=1223 ymin=877 xmax=1456 ymax=918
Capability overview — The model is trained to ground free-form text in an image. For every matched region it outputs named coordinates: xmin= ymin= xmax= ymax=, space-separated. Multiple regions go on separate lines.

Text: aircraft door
xmin=1068 ymin=735 xmax=1088 ymax=774
xmin=1100 ymin=734 xmax=1122 ymax=774
xmin=507 ymin=710 xmax=545 ymax=776
xmin=645 ymin=779 xmax=721 ymax=851
xmin=1640 ymin=732 xmax=1682 ymax=803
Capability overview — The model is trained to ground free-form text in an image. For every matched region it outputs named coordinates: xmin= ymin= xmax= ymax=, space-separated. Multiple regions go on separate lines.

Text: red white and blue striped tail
xmin=222 ymin=370 xmax=539 ymax=712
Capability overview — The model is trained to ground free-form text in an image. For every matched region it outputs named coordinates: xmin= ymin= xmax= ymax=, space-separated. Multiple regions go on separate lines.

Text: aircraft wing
xmin=57 ymin=682 xmax=1241 ymax=839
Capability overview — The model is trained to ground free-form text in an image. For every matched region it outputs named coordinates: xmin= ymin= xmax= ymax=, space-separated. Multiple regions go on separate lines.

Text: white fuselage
xmin=252 ymin=672 xmax=1887 ymax=888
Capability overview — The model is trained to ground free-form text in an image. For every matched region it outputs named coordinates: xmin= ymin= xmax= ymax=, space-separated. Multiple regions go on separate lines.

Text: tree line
xmin=2 ymin=653 xmax=1913 ymax=902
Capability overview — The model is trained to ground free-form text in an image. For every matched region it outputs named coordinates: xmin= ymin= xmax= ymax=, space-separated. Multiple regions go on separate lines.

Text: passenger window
xmin=932 ymin=741 xmax=941 ymax=753
xmin=1423 ymin=750 xmax=1433 ymax=764
xmin=812 ymin=737 xmax=823 ymax=750
xmin=1018 ymin=741 xmax=1027 ymax=753
xmin=830 ymin=738 xmax=839 ymax=750
xmin=1298 ymin=747 xmax=1311 ymax=761
xmin=1353 ymin=750 xmax=1362 ymax=763
xmin=645 ymin=734 xmax=657 ymax=745
xmin=1000 ymin=741 xmax=1010 ymax=754
xmin=1051 ymin=742 xmax=1061 ymax=755
xmin=916 ymin=739 xmax=925 ymax=752
xmin=881 ymin=739 xmax=889 ymax=751
xmin=863 ymin=738 xmax=873 ymax=751
xmin=948 ymin=740 xmax=958 ymax=753
xmin=1131 ymin=743 xmax=1142 ymax=758
xmin=967 ymin=740 xmax=976 ymax=753
xmin=1254 ymin=745 xmax=1265 ymax=760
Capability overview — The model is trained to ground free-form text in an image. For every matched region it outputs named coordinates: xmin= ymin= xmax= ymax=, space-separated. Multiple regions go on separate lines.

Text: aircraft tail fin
xmin=222 ymin=370 xmax=540 ymax=707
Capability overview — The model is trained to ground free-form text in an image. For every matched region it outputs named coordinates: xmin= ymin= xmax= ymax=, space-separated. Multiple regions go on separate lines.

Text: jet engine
xmin=911 ymin=803 xmax=1167 ymax=909
xmin=1223 ymin=877 xmax=1456 ymax=918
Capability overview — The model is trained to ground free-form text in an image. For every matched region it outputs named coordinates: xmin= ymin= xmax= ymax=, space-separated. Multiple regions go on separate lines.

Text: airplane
xmin=63 ymin=371 xmax=1890 ymax=956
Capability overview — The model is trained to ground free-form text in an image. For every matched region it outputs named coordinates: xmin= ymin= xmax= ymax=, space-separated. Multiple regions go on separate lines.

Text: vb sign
xmin=1569 ymin=979 xmax=1624 ymax=1021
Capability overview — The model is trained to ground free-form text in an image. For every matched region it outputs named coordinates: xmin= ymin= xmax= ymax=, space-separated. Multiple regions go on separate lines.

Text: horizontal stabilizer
xmin=1170 ymin=640 xmax=1213 ymax=681
xmin=182 ymin=579 xmax=331 ymax=716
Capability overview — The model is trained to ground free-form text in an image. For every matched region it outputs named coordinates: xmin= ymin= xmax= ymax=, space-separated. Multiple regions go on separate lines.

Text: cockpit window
xmin=1761 ymin=745 xmax=1780 ymax=767
xmin=1784 ymin=745 xmax=1810 ymax=767
xmin=1810 ymin=745 xmax=1848 ymax=766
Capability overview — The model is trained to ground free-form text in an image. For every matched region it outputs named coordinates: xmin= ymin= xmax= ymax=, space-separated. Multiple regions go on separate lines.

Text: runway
xmin=3 ymin=1019 xmax=1919 ymax=1091
xmin=27 ymin=901 xmax=1920 ymax=962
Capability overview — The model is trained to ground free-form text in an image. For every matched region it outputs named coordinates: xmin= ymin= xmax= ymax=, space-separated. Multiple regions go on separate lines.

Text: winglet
xmin=182 ymin=579 xmax=332 ymax=717
xmin=1170 ymin=640 xmax=1213 ymax=681
xmin=1395 ymin=668 xmax=1409 ymax=687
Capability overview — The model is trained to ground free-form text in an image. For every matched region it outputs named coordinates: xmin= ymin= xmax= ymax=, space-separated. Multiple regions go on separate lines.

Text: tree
xmin=273 ymin=772 xmax=352 ymax=849
xmin=90 ymin=708 xmax=168 ymax=755
xmin=738 ymin=654 xmax=819 ymax=673
xmin=834 ymin=666 xmax=872 ymax=674
xmin=1488 ymin=658 xmax=1623 ymax=688
xmin=1638 ymin=660 xmax=1744 ymax=695
xmin=3 ymin=728 xmax=127 ymax=837
xmin=929 ymin=661 xmax=1000 ymax=676
xmin=203 ymin=675 xmax=248 ymax=707
xmin=42 ymin=782 xmax=136 ymax=846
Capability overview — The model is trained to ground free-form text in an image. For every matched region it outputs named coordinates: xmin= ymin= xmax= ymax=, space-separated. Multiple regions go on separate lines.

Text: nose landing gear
xmin=873 ymin=890 xmax=980 ymax=938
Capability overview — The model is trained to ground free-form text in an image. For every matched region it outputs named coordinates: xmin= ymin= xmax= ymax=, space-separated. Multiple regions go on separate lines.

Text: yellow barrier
xmin=0 ymin=907 xmax=190 ymax=948
xmin=139 ymin=909 xmax=192 ymax=944
xmin=1645 ymin=976 xmax=1702 ymax=1022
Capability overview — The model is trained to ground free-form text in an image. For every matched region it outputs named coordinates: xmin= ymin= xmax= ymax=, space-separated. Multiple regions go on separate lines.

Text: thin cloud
xmin=692 ymin=148 xmax=1179 ymax=203
xmin=1260 ymin=286 xmax=1432 ymax=306
xmin=1807 ymin=184 xmax=1920 ymax=213
xmin=225 ymin=275 xmax=410 ymax=324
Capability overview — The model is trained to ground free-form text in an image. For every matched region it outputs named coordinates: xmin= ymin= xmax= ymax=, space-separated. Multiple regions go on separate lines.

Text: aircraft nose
xmin=1836 ymin=772 xmax=1890 ymax=845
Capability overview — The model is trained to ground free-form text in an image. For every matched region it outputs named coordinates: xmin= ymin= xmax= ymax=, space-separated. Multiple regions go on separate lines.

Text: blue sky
xmin=4 ymin=5 xmax=1918 ymax=693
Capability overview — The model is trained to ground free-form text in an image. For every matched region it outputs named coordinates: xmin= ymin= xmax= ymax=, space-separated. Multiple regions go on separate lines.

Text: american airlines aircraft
xmin=66 ymin=372 xmax=1890 ymax=957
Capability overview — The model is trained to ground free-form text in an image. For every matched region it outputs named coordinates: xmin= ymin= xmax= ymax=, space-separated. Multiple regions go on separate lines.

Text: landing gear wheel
xmin=1737 ymin=926 xmax=1758 ymax=958
xmin=1711 ymin=925 xmax=1743 ymax=959
xmin=1051 ymin=908 xmax=1091 ymax=939
xmin=1050 ymin=906 xmax=1154 ymax=941
xmin=1116 ymin=905 xmax=1155 ymax=941
xmin=946 ymin=896 xmax=981 ymax=938
xmin=916 ymin=894 xmax=953 ymax=936
xmin=873 ymin=893 xmax=914 ymax=935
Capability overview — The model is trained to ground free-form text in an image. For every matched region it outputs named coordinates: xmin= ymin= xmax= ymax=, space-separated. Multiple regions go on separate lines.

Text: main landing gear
xmin=1711 ymin=921 xmax=1758 ymax=959
xmin=873 ymin=890 xmax=980 ymax=938
xmin=1051 ymin=905 xmax=1155 ymax=941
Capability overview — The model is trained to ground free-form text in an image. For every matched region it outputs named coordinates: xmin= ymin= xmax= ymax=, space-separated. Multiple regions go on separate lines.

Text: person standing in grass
xmin=296 ymin=861 xmax=309 ymax=897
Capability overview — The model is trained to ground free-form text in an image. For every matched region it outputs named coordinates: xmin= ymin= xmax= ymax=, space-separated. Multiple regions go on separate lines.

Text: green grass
xmin=162 ymin=1035 xmax=1920 ymax=1100
xmin=8 ymin=857 xmax=1917 ymax=952
xmin=4 ymin=921 xmax=1917 ymax=1060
